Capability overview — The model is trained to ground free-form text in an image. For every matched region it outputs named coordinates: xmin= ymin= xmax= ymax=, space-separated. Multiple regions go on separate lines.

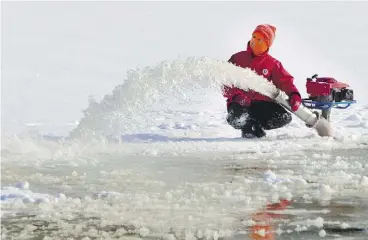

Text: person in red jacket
xmin=223 ymin=24 xmax=302 ymax=138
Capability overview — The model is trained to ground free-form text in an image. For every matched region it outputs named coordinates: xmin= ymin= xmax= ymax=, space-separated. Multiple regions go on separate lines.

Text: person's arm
xmin=272 ymin=61 xmax=302 ymax=111
xmin=272 ymin=61 xmax=300 ymax=96
xmin=228 ymin=55 xmax=235 ymax=64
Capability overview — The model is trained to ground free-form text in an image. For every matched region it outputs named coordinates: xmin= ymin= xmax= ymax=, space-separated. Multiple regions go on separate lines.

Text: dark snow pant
xmin=226 ymin=101 xmax=292 ymax=137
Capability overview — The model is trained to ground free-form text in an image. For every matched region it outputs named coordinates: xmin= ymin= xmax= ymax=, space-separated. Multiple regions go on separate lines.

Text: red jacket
xmin=223 ymin=42 xmax=300 ymax=107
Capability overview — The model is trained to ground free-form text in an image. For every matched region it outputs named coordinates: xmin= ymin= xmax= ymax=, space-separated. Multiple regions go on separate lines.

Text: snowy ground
xmin=2 ymin=2 xmax=368 ymax=240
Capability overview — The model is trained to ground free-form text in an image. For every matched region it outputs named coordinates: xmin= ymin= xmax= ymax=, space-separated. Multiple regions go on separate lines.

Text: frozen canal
xmin=2 ymin=131 xmax=368 ymax=239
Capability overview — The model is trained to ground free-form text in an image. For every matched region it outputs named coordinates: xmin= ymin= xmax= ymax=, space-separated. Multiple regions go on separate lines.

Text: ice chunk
xmin=307 ymin=217 xmax=324 ymax=228
xmin=303 ymin=194 xmax=312 ymax=201
xmin=319 ymin=229 xmax=326 ymax=237
xmin=57 ymin=193 xmax=67 ymax=200
xmin=174 ymin=122 xmax=186 ymax=129
xmin=294 ymin=178 xmax=308 ymax=188
xmin=87 ymin=228 xmax=99 ymax=237
xmin=340 ymin=222 xmax=350 ymax=229
xmin=280 ymin=192 xmax=293 ymax=201
xmin=15 ymin=181 xmax=29 ymax=190
xmin=295 ymin=225 xmax=308 ymax=232
xmin=264 ymin=170 xmax=292 ymax=184
xmin=276 ymin=228 xmax=284 ymax=235
xmin=139 ymin=227 xmax=150 ymax=237
xmin=360 ymin=176 xmax=368 ymax=186
xmin=115 ymin=228 xmax=127 ymax=237
xmin=319 ymin=184 xmax=333 ymax=201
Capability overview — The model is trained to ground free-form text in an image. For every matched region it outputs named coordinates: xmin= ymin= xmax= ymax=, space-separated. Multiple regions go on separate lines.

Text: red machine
xmin=302 ymin=74 xmax=355 ymax=121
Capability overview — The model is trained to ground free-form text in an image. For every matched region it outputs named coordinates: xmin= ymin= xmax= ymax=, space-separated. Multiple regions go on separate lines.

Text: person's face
xmin=250 ymin=32 xmax=268 ymax=56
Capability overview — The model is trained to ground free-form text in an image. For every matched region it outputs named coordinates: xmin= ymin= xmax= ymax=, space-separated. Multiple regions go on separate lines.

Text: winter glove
xmin=232 ymin=93 xmax=251 ymax=107
xmin=288 ymin=93 xmax=302 ymax=112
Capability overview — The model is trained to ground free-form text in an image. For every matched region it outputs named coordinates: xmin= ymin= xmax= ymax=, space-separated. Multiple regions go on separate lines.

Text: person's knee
xmin=264 ymin=112 xmax=292 ymax=130
xmin=227 ymin=111 xmax=250 ymax=129
xmin=278 ymin=111 xmax=292 ymax=126
xmin=284 ymin=112 xmax=292 ymax=125
xmin=226 ymin=103 xmax=250 ymax=129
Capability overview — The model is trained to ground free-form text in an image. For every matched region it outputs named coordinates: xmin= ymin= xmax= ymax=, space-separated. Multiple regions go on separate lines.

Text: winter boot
xmin=241 ymin=122 xmax=266 ymax=139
